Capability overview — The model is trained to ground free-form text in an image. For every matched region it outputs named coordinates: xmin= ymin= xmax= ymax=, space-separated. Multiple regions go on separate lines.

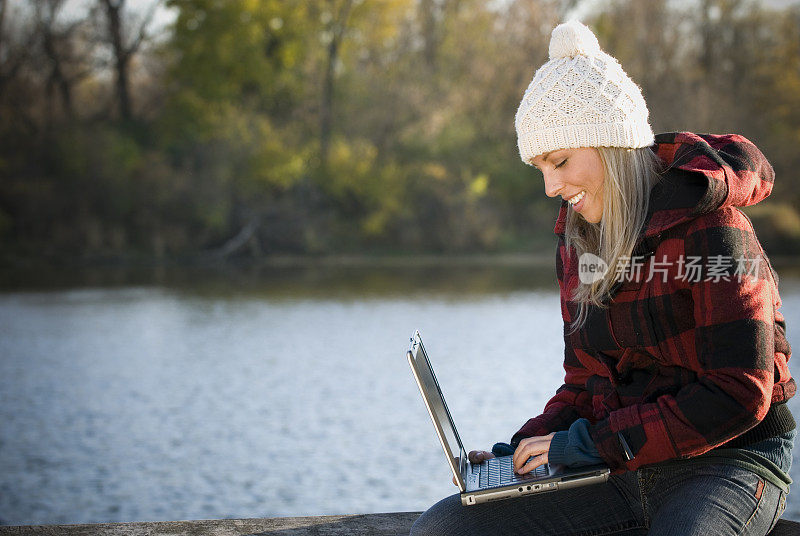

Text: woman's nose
xmin=542 ymin=173 xmax=562 ymax=198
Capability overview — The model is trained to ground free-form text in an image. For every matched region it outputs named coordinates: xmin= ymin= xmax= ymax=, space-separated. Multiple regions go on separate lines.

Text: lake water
xmin=2 ymin=262 xmax=800 ymax=525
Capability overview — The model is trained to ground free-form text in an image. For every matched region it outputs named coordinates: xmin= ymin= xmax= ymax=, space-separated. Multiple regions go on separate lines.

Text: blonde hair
xmin=565 ymin=146 xmax=663 ymax=335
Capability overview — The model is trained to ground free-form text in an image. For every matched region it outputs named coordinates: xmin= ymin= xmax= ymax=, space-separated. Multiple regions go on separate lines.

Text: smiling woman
xmin=410 ymin=19 xmax=796 ymax=536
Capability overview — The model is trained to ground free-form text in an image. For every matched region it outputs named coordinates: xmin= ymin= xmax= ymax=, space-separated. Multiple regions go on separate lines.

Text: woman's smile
xmin=566 ymin=190 xmax=586 ymax=210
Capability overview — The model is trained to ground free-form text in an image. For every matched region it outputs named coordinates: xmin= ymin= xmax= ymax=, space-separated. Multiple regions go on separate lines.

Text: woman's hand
xmin=468 ymin=450 xmax=496 ymax=464
xmin=512 ymin=433 xmax=555 ymax=474
xmin=451 ymin=450 xmax=495 ymax=486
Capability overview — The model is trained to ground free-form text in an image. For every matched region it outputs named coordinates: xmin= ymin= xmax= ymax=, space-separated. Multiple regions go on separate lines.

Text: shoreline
xmin=2 ymin=252 xmax=799 ymax=293
xmin=3 ymin=251 xmax=800 ymax=268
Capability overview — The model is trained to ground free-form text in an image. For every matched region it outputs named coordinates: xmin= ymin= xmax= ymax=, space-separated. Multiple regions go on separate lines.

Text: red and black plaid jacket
xmin=512 ymin=132 xmax=796 ymax=473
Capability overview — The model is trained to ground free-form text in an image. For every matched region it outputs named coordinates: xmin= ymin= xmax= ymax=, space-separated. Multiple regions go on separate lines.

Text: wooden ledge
xmin=2 ymin=513 xmax=799 ymax=536
xmin=0 ymin=512 xmax=423 ymax=536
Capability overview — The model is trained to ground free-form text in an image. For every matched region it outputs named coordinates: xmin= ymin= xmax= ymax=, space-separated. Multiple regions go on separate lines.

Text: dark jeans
xmin=410 ymin=462 xmax=787 ymax=535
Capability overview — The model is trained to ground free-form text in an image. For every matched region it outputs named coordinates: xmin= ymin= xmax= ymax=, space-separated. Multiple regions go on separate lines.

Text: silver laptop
xmin=407 ymin=330 xmax=610 ymax=506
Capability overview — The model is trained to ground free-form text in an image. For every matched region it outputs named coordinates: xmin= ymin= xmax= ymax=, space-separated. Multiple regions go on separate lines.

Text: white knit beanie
xmin=515 ymin=20 xmax=654 ymax=164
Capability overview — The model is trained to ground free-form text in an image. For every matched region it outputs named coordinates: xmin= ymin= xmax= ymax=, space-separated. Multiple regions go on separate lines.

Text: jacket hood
xmin=553 ymin=131 xmax=775 ymax=236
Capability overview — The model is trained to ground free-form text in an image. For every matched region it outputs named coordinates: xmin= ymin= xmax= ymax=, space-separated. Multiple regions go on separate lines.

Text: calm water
xmin=2 ymin=263 xmax=800 ymax=525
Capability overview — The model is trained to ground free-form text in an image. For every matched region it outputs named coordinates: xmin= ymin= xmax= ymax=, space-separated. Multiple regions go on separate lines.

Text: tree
xmin=34 ymin=0 xmax=98 ymax=124
xmin=95 ymin=0 xmax=161 ymax=121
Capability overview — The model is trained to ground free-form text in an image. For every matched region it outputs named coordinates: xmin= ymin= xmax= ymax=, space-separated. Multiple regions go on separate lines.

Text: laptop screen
xmin=408 ymin=332 xmax=466 ymax=479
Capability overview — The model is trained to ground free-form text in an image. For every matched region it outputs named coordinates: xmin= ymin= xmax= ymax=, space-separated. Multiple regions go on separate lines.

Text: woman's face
xmin=530 ymin=147 xmax=605 ymax=224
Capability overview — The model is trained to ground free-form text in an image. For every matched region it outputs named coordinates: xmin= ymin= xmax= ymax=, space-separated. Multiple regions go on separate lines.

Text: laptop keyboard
xmin=473 ymin=456 xmax=548 ymax=487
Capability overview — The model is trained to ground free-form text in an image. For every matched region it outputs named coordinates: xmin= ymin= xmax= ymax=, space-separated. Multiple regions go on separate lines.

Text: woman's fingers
xmin=517 ymin=452 xmax=548 ymax=474
xmin=512 ymin=433 xmax=554 ymax=473
xmin=512 ymin=437 xmax=542 ymax=471
xmin=468 ymin=450 xmax=495 ymax=464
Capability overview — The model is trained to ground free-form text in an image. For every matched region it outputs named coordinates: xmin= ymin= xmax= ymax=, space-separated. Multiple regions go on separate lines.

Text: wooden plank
xmin=0 ymin=512 xmax=423 ymax=536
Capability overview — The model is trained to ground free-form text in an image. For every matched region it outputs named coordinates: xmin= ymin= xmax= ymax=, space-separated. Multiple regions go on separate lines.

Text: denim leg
xmin=645 ymin=464 xmax=785 ymax=536
xmin=410 ymin=471 xmax=647 ymax=536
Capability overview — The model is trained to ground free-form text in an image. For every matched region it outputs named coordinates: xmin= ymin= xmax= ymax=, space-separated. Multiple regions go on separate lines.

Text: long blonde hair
xmin=565 ymin=146 xmax=663 ymax=335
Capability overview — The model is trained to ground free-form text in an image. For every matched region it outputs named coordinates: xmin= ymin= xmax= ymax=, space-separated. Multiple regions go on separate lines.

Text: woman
xmin=411 ymin=20 xmax=796 ymax=536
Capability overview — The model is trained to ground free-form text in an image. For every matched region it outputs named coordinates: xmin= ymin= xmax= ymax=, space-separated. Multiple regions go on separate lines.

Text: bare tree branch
xmin=98 ymin=0 xmax=163 ymax=121
xmin=127 ymin=0 xmax=162 ymax=60
xmin=0 ymin=0 xmax=38 ymax=100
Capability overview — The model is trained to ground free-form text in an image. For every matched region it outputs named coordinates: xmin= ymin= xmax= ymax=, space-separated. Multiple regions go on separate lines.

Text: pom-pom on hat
xmin=515 ymin=20 xmax=654 ymax=164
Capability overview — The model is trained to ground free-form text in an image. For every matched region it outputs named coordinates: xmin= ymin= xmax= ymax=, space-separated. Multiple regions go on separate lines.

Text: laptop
xmin=407 ymin=329 xmax=611 ymax=506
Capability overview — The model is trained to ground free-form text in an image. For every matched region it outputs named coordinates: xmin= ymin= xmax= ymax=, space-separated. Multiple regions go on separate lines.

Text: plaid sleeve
xmin=590 ymin=208 xmax=776 ymax=471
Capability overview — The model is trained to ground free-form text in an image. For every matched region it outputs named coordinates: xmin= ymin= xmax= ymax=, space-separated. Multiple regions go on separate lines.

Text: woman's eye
xmin=555 ymin=159 xmax=568 ymax=169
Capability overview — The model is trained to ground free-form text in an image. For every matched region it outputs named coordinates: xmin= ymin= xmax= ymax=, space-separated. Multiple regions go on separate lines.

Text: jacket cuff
xmin=549 ymin=418 xmax=606 ymax=467
xmin=548 ymin=431 xmax=569 ymax=466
